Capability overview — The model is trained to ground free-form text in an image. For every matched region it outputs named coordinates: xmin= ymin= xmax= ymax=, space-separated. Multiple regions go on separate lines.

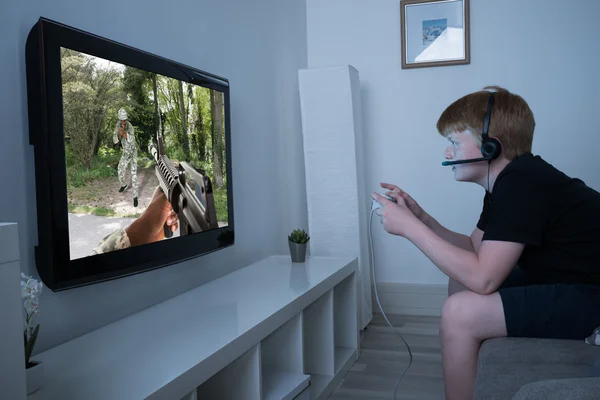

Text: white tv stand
xmin=28 ymin=255 xmax=359 ymax=400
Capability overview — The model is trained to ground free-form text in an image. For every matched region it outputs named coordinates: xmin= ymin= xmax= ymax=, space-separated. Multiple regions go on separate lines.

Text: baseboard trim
xmin=371 ymin=282 xmax=448 ymax=316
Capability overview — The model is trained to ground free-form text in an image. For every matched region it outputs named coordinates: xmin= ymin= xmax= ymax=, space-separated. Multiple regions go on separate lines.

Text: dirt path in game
xmin=68 ymin=167 xmax=159 ymax=217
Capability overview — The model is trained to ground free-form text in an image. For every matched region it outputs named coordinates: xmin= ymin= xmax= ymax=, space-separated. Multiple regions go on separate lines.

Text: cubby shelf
xmin=192 ymin=272 xmax=358 ymax=400
xmin=196 ymin=344 xmax=262 ymax=400
xmin=333 ymin=273 xmax=358 ymax=375
xmin=190 ymin=272 xmax=358 ymax=400
xmin=261 ymin=313 xmax=309 ymax=400
xmin=28 ymin=256 xmax=358 ymax=400
xmin=262 ymin=371 xmax=310 ymax=400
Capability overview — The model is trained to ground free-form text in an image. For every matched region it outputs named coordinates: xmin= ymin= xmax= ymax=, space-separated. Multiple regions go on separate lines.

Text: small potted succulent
xmin=288 ymin=228 xmax=310 ymax=263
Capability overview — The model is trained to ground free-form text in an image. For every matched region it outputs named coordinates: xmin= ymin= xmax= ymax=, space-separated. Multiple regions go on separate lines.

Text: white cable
xmin=369 ymin=208 xmax=413 ymax=400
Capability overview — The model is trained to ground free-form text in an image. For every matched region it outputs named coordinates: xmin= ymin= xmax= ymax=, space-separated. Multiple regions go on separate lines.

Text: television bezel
xmin=25 ymin=17 xmax=235 ymax=292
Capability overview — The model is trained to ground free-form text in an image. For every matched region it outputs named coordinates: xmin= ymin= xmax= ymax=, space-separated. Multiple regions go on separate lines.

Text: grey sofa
xmin=475 ymin=337 xmax=600 ymax=399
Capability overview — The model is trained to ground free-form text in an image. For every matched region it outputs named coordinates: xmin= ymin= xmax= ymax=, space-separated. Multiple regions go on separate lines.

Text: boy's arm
xmin=446 ymin=228 xmax=483 ymax=295
xmin=425 ymin=216 xmax=482 ymax=252
xmin=406 ymin=219 xmax=523 ymax=295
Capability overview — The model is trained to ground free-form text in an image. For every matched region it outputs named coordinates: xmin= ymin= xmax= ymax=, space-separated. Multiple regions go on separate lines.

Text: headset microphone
xmin=442 ymin=156 xmax=491 ymax=166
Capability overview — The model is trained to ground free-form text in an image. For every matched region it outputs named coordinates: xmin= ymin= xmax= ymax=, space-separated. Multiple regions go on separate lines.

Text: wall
xmin=1 ymin=0 xmax=307 ymax=353
xmin=306 ymin=0 xmax=600 ymax=284
xmin=273 ymin=0 xmax=310 ymax=241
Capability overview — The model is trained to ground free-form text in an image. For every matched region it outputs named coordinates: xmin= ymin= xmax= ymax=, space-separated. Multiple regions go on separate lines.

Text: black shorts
xmin=498 ymin=267 xmax=600 ymax=339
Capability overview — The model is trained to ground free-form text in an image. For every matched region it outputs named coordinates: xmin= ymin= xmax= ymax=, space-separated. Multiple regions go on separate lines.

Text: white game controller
xmin=370 ymin=193 xmax=397 ymax=211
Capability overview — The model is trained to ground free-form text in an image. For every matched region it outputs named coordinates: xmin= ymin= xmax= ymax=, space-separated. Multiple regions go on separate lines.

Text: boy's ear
xmin=482 ymin=135 xmax=503 ymax=160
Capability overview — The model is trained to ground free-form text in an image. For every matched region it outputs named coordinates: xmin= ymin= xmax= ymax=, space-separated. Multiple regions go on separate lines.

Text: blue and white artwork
xmin=422 ymin=18 xmax=447 ymax=46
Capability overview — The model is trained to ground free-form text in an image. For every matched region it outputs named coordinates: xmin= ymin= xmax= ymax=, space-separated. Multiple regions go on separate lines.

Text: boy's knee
xmin=441 ymin=291 xmax=485 ymax=334
xmin=441 ymin=292 xmax=469 ymax=333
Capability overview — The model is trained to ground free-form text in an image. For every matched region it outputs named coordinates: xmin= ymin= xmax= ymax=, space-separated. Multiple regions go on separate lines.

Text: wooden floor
xmin=329 ymin=313 xmax=445 ymax=399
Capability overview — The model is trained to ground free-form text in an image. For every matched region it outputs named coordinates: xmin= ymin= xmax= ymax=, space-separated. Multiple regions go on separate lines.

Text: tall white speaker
xmin=298 ymin=65 xmax=372 ymax=330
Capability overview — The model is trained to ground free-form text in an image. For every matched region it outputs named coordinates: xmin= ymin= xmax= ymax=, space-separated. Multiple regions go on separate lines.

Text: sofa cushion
xmin=474 ymin=337 xmax=600 ymax=399
xmin=512 ymin=377 xmax=600 ymax=400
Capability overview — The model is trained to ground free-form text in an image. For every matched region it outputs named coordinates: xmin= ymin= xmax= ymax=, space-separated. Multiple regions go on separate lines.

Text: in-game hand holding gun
xmin=149 ymin=137 xmax=218 ymax=238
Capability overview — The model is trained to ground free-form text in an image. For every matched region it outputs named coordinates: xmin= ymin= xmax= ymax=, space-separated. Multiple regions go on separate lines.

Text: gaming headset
xmin=442 ymin=92 xmax=502 ymax=166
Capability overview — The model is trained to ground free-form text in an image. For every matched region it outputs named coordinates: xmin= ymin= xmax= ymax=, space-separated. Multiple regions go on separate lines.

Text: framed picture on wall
xmin=400 ymin=0 xmax=470 ymax=69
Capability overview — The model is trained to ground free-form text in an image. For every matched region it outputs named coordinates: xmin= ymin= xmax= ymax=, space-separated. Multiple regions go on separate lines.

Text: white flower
xmin=20 ymin=273 xmax=43 ymax=334
xmin=21 ymin=274 xmax=43 ymax=365
xmin=20 ymin=273 xmax=43 ymax=300
xmin=24 ymin=297 xmax=39 ymax=315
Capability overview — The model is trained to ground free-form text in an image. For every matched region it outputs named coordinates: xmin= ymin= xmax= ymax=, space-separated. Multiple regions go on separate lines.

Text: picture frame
xmin=400 ymin=0 xmax=470 ymax=69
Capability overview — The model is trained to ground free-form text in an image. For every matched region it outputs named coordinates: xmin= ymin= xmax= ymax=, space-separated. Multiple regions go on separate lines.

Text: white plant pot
xmin=26 ymin=360 xmax=45 ymax=394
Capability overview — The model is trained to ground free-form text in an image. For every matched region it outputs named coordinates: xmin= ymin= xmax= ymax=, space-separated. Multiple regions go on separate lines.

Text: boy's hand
xmin=380 ymin=182 xmax=430 ymax=225
xmin=372 ymin=192 xmax=420 ymax=237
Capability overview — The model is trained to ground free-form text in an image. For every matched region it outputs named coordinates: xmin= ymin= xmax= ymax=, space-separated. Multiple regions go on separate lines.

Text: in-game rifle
xmin=149 ymin=134 xmax=218 ymax=237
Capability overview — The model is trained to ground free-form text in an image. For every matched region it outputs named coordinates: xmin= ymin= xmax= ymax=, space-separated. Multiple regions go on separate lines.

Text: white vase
xmin=26 ymin=360 xmax=44 ymax=394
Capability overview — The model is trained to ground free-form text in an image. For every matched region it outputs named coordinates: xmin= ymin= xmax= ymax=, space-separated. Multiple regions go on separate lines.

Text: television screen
xmin=60 ymin=48 xmax=229 ymax=260
xmin=26 ymin=18 xmax=234 ymax=291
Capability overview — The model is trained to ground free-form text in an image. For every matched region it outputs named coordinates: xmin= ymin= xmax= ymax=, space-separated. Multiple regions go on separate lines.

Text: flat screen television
xmin=25 ymin=17 xmax=234 ymax=291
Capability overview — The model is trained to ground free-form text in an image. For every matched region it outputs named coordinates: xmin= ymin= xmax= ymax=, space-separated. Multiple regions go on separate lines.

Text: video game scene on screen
xmin=60 ymin=47 xmax=229 ymax=260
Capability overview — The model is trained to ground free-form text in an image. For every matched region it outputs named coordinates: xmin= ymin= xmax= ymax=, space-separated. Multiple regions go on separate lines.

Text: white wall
xmin=307 ymin=0 xmax=600 ymax=284
xmin=1 ymin=0 xmax=307 ymax=353
xmin=273 ymin=0 xmax=310 ymax=242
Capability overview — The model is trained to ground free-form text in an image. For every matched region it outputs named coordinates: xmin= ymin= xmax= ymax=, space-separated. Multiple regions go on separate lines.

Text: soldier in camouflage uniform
xmin=114 ymin=108 xmax=138 ymax=207
xmin=92 ymin=228 xmax=130 ymax=254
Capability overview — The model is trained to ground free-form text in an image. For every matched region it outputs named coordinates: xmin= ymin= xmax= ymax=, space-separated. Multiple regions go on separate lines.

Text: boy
xmin=372 ymin=86 xmax=600 ymax=400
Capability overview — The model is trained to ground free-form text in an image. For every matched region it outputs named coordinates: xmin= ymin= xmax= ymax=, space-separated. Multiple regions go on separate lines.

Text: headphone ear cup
xmin=481 ymin=138 xmax=501 ymax=160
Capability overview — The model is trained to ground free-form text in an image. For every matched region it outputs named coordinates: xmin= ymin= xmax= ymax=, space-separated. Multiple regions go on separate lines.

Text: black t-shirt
xmin=477 ymin=153 xmax=600 ymax=285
